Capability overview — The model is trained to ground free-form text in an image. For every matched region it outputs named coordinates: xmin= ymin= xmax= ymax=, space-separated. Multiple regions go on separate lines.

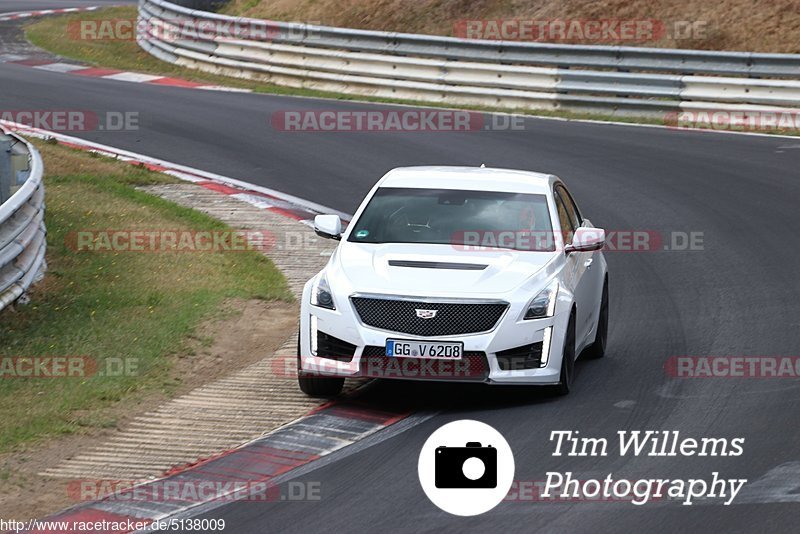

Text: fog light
xmin=540 ymin=327 xmax=553 ymax=367
xmin=310 ymin=315 xmax=318 ymax=356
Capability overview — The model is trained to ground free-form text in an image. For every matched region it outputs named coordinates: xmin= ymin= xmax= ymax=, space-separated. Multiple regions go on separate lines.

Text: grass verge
xmin=0 ymin=141 xmax=292 ymax=453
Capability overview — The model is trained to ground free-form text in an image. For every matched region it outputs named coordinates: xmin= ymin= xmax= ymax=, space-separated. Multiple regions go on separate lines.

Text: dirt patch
xmin=0 ymin=298 xmax=298 ymax=520
xmin=172 ymin=298 xmax=299 ymax=388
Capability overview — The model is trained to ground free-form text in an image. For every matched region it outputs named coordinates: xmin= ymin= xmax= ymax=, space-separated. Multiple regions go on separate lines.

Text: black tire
xmin=298 ymin=373 xmax=345 ymax=397
xmin=555 ymin=312 xmax=576 ymax=396
xmin=585 ymin=278 xmax=609 ymax=359
xmin=296 ymin=328 xmax=344 ymax=397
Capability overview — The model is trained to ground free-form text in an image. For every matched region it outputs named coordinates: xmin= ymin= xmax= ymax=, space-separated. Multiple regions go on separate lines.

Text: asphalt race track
xmin=2 ymin=1 xmax=799 ymax=532
xmin=0 ymin=0 xmax=127 ymax=13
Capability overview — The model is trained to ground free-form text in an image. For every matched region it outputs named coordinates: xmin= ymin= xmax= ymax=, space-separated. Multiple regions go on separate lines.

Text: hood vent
xmin=388 ymin=260 xmax=488 ymax=270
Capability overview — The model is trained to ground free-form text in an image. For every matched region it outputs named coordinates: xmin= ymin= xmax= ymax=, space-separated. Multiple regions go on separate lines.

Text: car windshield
xmin=347 ymin=187 xmax=555 ymax=251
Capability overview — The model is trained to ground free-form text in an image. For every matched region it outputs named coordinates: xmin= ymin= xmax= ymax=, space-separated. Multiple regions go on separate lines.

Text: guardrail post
xmin=0 ymin=138 xmax=12 ymax=204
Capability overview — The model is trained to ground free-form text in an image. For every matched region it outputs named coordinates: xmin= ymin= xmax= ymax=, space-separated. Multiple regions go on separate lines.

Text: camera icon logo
xmin=435 ymin=442 xmax=497 ymax=489
xmin=418 ymin=420 xmax=515 ymax=516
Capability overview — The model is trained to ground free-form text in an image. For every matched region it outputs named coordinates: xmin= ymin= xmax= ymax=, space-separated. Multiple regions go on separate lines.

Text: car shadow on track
xmin=345 ymin=356 xmax=603 ymax=415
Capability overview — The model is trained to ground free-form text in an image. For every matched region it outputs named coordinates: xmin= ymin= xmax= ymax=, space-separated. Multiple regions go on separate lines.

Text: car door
xmin=555 ymin=185 xmax=596 ymax=347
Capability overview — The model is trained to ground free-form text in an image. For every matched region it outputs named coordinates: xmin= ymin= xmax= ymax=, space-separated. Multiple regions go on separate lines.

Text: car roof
xmin=378 ymin=166 xmax=557 ymax=194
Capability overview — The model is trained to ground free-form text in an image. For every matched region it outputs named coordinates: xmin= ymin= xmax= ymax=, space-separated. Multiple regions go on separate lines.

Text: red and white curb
xmin=0 ymin=6 xmax=252 ymax=93
xmin=0 ymin=120 xmax=349 ymax=225
xmin=24 ymin=399 xmax=413 ymax=533
xmin=0 ymin=56 xmax=253 ymax=93
xmin=0 ymin=6 xmax=100 ymax=22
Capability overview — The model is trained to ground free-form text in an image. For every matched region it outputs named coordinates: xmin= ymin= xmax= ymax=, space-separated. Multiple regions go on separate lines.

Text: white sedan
xmin=298 ymin=166 xmax=608 ymax=396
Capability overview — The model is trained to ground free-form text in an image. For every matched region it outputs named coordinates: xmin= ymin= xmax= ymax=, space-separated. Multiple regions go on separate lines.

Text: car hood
xmin=331 ymin=242 xmax=558 ymax=297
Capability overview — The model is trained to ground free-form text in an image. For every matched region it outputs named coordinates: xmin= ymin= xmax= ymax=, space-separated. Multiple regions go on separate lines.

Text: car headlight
xmin=310 ymin=274 xmax=336 ymax=310
xmin=523 ymin=280 xmax=558 ymax=320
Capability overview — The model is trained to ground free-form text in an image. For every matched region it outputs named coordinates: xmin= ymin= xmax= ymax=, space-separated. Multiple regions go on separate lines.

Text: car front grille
xmin=360 ymin=346 xmax=489 ymax=381
xmin=350 ymin=296 xmax=508 ymax=337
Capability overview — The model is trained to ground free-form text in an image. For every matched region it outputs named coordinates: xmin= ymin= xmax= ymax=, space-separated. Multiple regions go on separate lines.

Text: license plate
xmin=385 ymin=339 xmax=463 ymax=360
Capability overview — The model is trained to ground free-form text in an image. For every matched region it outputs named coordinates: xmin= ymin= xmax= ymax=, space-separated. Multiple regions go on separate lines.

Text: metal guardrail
xmin=0 ymin=130 xmax=46 ymax=312
xmin=138 ymin=0 xmax=800 ymax=116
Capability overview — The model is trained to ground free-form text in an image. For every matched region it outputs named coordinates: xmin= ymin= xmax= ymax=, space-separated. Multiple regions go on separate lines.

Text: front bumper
xmin=299 ymin=290 xmax=570 ymax=385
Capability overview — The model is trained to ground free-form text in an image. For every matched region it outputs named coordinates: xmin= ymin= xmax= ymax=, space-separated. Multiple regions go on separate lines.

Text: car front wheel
xmin=586 ymin=278 xmax=609 ymax=359
xmin=296 ymin=330 xmax=344 ymax=397
xmin=298 ymin=373 xmax=345 ymax=397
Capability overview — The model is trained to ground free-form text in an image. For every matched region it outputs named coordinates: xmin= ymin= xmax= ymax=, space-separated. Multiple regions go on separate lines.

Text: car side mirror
xmin=314 ymin=214 xmax=342 ymax=240
xmin=565 ymin=227 xmax=605 ymax=254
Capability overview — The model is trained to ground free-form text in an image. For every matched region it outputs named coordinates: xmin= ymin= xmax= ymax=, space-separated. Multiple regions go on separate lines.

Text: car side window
xmin=556 ymin=184 xmax=582 ymax=230
xmin=554 ymin=190 xmax=575 ymax=245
